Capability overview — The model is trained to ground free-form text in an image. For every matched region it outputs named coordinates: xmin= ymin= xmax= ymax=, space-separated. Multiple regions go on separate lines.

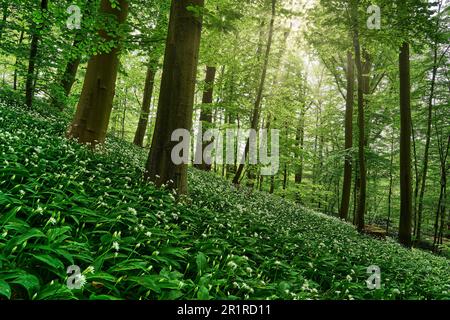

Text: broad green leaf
xmin=0 ymin=280 xmax=11 ymax=299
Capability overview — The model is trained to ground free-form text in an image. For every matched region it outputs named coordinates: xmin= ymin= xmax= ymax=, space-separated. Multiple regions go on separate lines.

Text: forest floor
xmin=0 ymin=101 xmax=449 ymax=300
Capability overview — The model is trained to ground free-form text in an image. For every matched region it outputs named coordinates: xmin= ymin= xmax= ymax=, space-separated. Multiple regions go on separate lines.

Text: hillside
xmin=0 ymin=102 xmax=448 ymax=300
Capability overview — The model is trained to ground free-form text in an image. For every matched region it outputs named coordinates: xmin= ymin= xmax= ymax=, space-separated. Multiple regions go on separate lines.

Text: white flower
xmin=48 ymin=217 xmax=57 ymax=225
xmin=346 ymin=275 xmax=353 ymax=282
xmin=83 ymin=266 xmax=95 ymax=275
xmin=227 ymin=261 xmax=238 ymax=270
xmin=128 ymin=207 xmax=137 ymax=216
xmin=145 ymin=231 xmax=152 ymax=238
xmin=112 ymin=241 xmax=120 ymax=251
xmin=77 ymin=274 xmax=87 ymax=288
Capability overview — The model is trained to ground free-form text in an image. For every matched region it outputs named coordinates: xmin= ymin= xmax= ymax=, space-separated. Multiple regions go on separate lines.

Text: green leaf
xmin=36 ymin=283 xmax=75 ymax=300
xmin=0 ymin=280 xmax=11 ymax=299
xmin=196 ymin=252 xmax=207 ymax=275
xmin=10 ymin=274 xmax=40 ymax=298
xmin=128 ymin=275 xmax=161 ymax=293
xmin=31 ymin=254 xmax=65 ymax=270
xmin=108 ymin=260 xmax=148 ymax=272
xmin=197 ymin=286 xmax=210 ymax=300
xmin=5 ymin=228 xmax=46 ymax=253
xmin=89 ymin=294 xmax=122 ymax=300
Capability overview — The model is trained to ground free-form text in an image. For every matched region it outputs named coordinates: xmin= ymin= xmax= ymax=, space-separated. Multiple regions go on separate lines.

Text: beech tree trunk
xmin=399 ymin=42 xmax=413 ymax=248
xmin=25 ymin=0 xmax=48 ymax=108
xmin=233 ymin=0 xmax=276 ymax=185
xmin=195 ymin=65 xmax=217 ymax=171
xmin=352 ymin=3 xmax=366 ymax=232
xmin=386 ymin=128 xmax=395 ymax=233
xmin=144 ymin=0 xmax=204 ymax=195
xmin=416 ymin=43 xmax=439 ymax=242
xmin=133 ymin=62 xmax=157 ymax=147
xmin=439 ymin=137 xmax=448 ymax=247
xmin=60 ymin=49 xmax=81 ymax=98
xmin=67 ymin=0 xmax=129 ymax=146
xmin=339 ymin=50 xmax=354 ymax=221
xmin=433 ymin=136 xmax=449 ymax=249
xmin=54 ymin=0 xmax=94 ymax=110
xmin=295 ymin=112 xmax=305 ymax=184
xmin=13 ymin=30 xmax=25 ymax=91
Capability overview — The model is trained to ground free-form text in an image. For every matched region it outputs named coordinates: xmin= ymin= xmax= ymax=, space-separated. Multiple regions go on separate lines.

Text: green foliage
xmin=0 ymin=102 xmax=448 ymax=300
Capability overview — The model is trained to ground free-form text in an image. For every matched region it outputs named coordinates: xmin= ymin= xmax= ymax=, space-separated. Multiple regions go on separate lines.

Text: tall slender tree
xmin=339 ymin=50 xmax=354 ymax=220
xmin=351 ymin=0 xmax=366 ymax=232
xmin=398 ymin=41 xmax=413 ymax=247
xmin=25 ymin=0 xmax=48 ymax=108
xmin=233 ymin=0 xmax=277 ymax=185
xmin=195 ymin=65 xmax=217 ymax=171
xmin=133 ymin=61 xmax=158 ymax=147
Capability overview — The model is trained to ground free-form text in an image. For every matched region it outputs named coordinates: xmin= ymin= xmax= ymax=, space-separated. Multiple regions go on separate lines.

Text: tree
xmin=133 ymin=61 xmax=157 ymax=147
xmin=415 ymin=0 xmax=444 ymax=242
xmin=67 ymin=0 xmax=129 ymax=146
xmin=398 ymin=41 xmax=413 ymax=248
xmin=144 ymin=0 xmax=204 ymax=195
xmin=232 ymin=0 xmax=276 ymax=185
xmin=339 ymin=50 xmax=354 ymax=220
xmin=351 ymin=0 xmax=366 ymax=232
xmin=25 ymin=0 xmax=48 ymax=108
xmin=195 ymin=65 xmax=217 ymax=171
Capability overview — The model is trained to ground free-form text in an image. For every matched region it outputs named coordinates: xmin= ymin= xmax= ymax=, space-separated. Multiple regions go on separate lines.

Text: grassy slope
xmin=0 ymin=102 xmax=448 ymax=300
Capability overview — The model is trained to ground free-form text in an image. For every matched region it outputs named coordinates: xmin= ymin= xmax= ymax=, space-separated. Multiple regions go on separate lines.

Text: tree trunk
xmin=412 ymin=122 xmax=420 ymax=236
xmin=25 ymin=0 xmax=48 ymax=108
xmin=386 ymin=128 xmax=394 ymax=233
xmin=398 ymin=42 xmax=413 ymax=248
xmin=53 ymin=37 xmax=82 ymax=110
xmin=144 ymin=0 xmax=204 ymax=195
xmin=0 ymin=2 xmax=8 ymax=43
xmin=352 ymin=4 xmax=366 ymax=233
xmin=13 ymin=30 xmax=25 ymax=90
xmin=67 ymin=0 xmax=129 ymax=146
xmin=295 ymin=112 xmax=305 ymax=184
xmin=416 ymin=44 xmax=439 ymax=242
xmin=282 ymin=164 xmax=288 ymax=191
xmin=121 ymin=87 xmax=127 ymax=140
xmin=195 ymin=65 xmax=217 ymax=171
xmin=437 ymin=137 xmax=448 ymax=247
xmin=133 ymin=62 xmax=157 ymax=147
xmin=339 ymin=50 xmax=354 ymax=221
xmin=232 ymin=0 xmax=276 ymax=185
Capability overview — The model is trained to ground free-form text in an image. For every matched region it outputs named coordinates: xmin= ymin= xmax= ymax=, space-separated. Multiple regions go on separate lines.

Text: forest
xmin=0 ymin=0 xmax=449 ymax=301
